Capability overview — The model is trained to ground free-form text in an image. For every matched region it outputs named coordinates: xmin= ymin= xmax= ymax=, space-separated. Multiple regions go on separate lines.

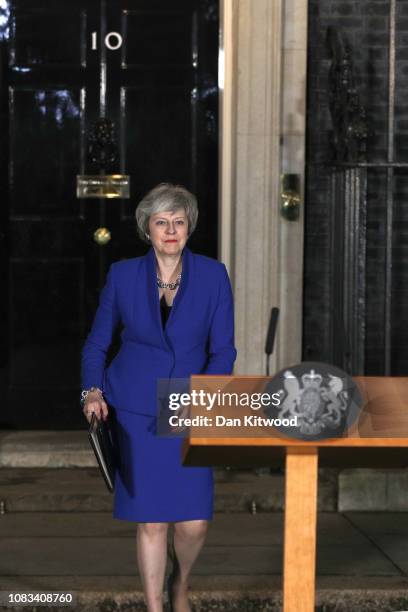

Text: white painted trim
xmin=218 ymin=0 xmax=308 ymax=374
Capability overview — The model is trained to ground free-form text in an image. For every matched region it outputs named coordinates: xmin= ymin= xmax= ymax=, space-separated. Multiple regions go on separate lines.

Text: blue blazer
xmin=81 ymin=245 xmax=237 ymax=416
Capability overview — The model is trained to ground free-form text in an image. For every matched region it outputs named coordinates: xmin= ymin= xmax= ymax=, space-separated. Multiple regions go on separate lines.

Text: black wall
xmin=304 ymin=0 xmax=408 ymax=375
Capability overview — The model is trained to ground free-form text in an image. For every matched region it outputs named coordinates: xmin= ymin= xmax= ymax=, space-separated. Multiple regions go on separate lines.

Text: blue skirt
xmin=109 ymin=407 xmax=214 ymax=522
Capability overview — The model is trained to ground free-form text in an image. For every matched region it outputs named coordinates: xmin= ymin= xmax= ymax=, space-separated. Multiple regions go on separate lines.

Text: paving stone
xmin=317 ymin=543 xmax=400 ymax=576
xmin=0 ymin=536 xmax=283 ymax=577
xmin=0 ymin=512 xmax=136 ymax=538
xmin=0 ymin=537 xmax=138 ymax=576
xmin=365 ymin=535 xmax=408 ymax=575
xmin=316 ymin=512 xmax=378 ymax=545
xmin=0 ymin=512 xmax=381 ymax=548
xmin=315 ymin=514 xmax=403 ymax=576
xmin=344 ymin=511 xmax=408 ymax=536
xmin=0 ymin=512 xmax=283 ymax=544
xmin=0 ymin=513 xmax=400 ymax=580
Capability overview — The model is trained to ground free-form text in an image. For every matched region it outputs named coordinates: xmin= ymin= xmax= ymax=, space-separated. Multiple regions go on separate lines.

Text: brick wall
xmin=304 ymin=0 xmax=408 ymax=374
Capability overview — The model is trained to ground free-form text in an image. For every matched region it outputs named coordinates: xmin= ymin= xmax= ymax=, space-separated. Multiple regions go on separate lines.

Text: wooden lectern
xmin=181 ymin=376 xmax=408 ymax=612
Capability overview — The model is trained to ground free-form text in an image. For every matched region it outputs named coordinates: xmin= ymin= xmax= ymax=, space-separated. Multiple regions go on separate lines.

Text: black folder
xmin=88 ymin=412 xmax=118 ymax=493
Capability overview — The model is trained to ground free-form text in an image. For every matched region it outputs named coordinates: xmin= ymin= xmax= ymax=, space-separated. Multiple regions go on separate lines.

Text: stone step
xmin=2 ymin=431 xmax=408 ymax=511
xmin=0 ymin=512 xmax=408 ymax=611
xmin=0 ymin=467 xmax=336 ymax=513
xmin=0 ymin=431 xmax=96 ymax=468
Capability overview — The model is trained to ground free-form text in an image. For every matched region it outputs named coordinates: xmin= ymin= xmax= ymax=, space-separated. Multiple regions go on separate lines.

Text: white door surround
xmin=219 ymin=0 xmax=308 ymax=375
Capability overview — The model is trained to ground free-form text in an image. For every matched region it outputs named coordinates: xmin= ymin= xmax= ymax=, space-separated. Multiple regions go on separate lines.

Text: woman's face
xmin=148 ymin=208 xmax=188 ymax=257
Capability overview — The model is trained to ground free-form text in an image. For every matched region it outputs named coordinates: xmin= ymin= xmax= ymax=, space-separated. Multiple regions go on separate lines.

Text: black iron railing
xmin=319 ymin=0 xmax=403 ymax=376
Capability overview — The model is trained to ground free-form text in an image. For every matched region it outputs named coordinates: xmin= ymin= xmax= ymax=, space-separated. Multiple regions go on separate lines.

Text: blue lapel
xmin=145 ymin=244 xmax=192 ymax=349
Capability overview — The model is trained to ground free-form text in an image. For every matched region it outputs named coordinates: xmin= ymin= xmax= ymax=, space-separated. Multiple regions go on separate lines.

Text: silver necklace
xmin=156 ymin=271 xmax=181 ymax=290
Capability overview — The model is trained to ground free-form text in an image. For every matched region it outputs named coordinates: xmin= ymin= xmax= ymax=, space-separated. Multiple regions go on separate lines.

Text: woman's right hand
xmin=83 ymin=391 xmax=109 ymax=423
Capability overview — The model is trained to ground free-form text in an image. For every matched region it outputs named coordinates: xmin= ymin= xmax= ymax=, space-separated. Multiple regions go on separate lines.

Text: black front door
xmin=0 ymin=0 xmax=219 ymax=429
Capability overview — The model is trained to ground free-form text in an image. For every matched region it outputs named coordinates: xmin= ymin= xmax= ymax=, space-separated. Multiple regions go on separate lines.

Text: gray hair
xmin=135 ymin=183 xmax=198 ymax=243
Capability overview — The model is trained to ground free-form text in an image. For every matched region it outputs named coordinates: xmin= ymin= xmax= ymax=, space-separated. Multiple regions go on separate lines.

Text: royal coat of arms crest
xmin=263 ymin=362 xmax=363 ymax=440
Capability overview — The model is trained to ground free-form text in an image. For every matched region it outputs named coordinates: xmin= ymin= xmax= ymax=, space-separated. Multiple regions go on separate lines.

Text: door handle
xmin=93 ymin=227 xmax=111 ymax=245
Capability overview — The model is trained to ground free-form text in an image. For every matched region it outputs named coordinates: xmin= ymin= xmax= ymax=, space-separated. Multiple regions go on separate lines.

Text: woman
xmin=81 ymin=183 xmax=237 ymax=612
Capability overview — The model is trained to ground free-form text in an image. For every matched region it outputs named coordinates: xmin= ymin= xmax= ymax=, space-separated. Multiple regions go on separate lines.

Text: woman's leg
xmin=171 ymin=519 xmax=209 ymax=611
xmin=136 ymin=522 xmax=169 ymax=612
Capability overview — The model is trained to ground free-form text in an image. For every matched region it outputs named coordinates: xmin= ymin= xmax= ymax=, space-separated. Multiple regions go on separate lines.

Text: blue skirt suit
xmin=81 ymin=246 xmax=237 ymax=522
